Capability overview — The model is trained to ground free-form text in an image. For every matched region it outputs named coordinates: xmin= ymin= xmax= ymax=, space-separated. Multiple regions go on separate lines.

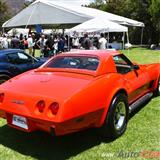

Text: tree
xmin=149 ymin=0 xmax=160 ymax=42
xmin=88 ymin=0 xmax=160 ymax=44
xmin=0 ymin=1 xmax=10 ymax=32
xmin=23 ymin=0 xmax=35 ymax=8
xmin=88 ymin=0 xmax=105 ymax=9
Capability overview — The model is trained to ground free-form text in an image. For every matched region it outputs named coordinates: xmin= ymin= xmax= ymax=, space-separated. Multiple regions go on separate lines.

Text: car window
xmin=7 ymin=53 xmax=19 ymax=64
xmin=113 ymin=55 xmax=133 ymax=74
xmin=113 ymin=56 xmax=128 ymax=65
xmin=7 ymin=52 xmax=32 ymax=64
xmin=17 ymin=52 xmax=28 ymax=60
xmin=46 ymin=56 xmax=99 ymax=71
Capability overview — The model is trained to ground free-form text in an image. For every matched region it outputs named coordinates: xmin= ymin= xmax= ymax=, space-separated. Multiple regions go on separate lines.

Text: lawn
xmin=0 ymin=47 xmax=160 ymax=160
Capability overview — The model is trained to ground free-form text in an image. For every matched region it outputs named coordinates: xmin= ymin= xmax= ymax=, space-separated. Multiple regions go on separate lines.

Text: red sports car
xmin=0 ymin=50 xmax=159 ymax=139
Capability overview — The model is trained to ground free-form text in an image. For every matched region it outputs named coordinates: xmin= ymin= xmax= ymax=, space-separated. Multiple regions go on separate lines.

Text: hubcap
xmin=114 ymin=101 xmax=126 ymax=130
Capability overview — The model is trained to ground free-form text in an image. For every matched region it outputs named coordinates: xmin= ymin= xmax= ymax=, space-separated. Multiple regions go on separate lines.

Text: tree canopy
xmin=149 ymin=0 xmax=160 ymax=32
xmin=88 ymin=0 xmax=160 ymax=44
xmin=0 ymin=1 xmax=10 ymax=32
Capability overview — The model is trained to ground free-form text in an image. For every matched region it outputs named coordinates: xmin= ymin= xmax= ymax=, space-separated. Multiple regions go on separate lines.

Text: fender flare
xmin=98 ymin=87 xmax=128 ymax=127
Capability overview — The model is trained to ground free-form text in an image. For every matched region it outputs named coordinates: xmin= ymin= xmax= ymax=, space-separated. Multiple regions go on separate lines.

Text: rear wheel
xmin=0 ymin=74 xmax=10 ymax=84
xmin=153 ymin=78 xmax=160 ymax=97
xmin=100 ymin=94 xmax=129 ymax=139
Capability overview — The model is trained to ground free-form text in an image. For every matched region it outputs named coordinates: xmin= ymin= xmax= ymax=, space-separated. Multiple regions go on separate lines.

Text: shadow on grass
xmin=0 ymin=125 xmax=112 ymax=160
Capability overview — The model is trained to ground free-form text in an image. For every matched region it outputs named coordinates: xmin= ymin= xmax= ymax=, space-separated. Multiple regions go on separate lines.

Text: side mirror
xmin=133 ymin=65 xmax=140 ymax=70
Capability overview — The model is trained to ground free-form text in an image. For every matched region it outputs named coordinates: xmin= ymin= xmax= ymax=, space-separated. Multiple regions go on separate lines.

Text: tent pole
xmin=62 ymin=29 xmax=65 ymax=36
xmin=140 ymin=27 xmax=144 ymax=46
xmin=123 ymin=32 xmax=125 ymax=50
xmin=25 ymin=3 xmax=37 ymax=29
xmin=126 ymin=31 xmax=130 ymax=53
xmin=126 ymin=31 xmax=129 ymax=43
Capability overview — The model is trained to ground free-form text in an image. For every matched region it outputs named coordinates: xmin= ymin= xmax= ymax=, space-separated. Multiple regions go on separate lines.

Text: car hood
xmin=0 ymin=70 xmax=94 ymax=100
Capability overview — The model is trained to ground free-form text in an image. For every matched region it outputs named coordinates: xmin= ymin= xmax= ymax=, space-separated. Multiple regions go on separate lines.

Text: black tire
xmin=0 ymin=74 xmax=10 ymax=84
xmin=153 ymin=78 xmax=160 ymax=97
xmin=99 ymin=94 xmax=129 ymax=139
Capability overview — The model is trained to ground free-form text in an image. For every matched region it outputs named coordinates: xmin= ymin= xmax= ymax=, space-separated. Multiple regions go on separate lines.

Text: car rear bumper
xmin=0 ymin=109 xmax=104 ymax=136
xmin=1 ymin=111 xmax=56 ymax=134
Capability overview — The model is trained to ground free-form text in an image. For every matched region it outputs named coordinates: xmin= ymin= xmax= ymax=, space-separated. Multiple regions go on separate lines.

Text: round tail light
xmin=49 ymin=102 xmax=59 ymax=115
xmin=0 ymin=93 xmax=4 ymax=103
xmin=36 ymin=100 xmax=45 ymax=113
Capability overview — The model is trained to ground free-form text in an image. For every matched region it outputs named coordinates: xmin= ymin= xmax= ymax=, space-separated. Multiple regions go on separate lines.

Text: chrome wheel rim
xmin=114 ymin=101 xmax=126 ymax=130
xmin=158 ymin=80 xmax=160 ymax=92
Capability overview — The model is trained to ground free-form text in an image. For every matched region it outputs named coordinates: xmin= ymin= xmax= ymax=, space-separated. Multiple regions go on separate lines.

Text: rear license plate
xmin=12 ymin=115 xmax=28 ymax=130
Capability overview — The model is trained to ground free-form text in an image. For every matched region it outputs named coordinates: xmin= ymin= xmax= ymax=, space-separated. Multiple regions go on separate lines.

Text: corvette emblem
xmin=12 ymin=100 xmax=25 ymax=105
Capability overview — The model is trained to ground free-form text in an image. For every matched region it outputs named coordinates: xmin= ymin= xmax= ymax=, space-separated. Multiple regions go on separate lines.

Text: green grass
xmin=0 ymin=47 xmax=160 ymax=160
xmin=123 ymin=47 xmax=160 ymax=64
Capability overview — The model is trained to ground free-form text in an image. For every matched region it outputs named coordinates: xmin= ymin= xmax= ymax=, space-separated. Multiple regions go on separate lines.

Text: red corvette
xmin=0 ymin=50 xmax=159 ymax=139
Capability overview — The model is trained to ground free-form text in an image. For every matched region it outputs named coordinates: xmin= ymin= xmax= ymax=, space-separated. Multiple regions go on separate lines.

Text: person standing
xmin=45 ymin=34 xmax=54 ymax=56
xmin=1 ymin=35 xmax=8 ymax=49
xmin=23 ymin=35 xmax=28 ymax=49
xmin=19 ymin=33 xmax=25 ymax=49
xmin=27 ymin=34 xmax=34 ymax=55
xmin=32 ymin=33 xmax=37 ymax=57
xmin=58 ymin=35 xmax=65 ymax=53
xmin=11 ymin=36 xmax=20 ymax=49
xmin=99 ymin=33 xmax=107 ymax=50
xmin=81 ymin=33 xmax=91 ymax=50
xmin=72 ymin=36 xmax=79 ymax=49
xmin=53 ymin=35 xmax=58 ymax=55
xmin=36 ymin=34 xmax=47 ymax=57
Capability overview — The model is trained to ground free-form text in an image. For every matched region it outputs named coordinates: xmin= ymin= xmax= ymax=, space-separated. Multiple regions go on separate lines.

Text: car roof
xmin=42 ymin=49 xmax=121 ymax=76
xmin=0 ymin=49 xmax=24 ymax=55
xmin=60 ymin=49 xmax=121 ymax=58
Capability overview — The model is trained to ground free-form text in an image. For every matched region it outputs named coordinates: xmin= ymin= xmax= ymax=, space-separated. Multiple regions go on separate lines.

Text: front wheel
xmin=100 ymin=94 xmax=129 ymax=139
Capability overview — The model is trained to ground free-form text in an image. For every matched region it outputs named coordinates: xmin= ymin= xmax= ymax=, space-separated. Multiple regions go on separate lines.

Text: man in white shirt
xmin=1 ymin=35 xmax=8 ymax=49
xmin=99 ymin=33 xmax=107 ymax=50
xmin=36 ymin=34 xmax=47 ymax=56
xmin=27 ymin=34 xmax=34 ymax=55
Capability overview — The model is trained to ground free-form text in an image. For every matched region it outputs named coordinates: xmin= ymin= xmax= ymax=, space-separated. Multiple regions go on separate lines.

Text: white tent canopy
xmin=2 ymin=0 xmax=144 ymax=28
xmin=2 ymin=0 xmax=90 ymax=28
xmin=68 ymin=16 xmax=128 ymax=33
xmin=61 ymin=2 xmax=144 ymax=27
xmin=7 ymin=28 xmax=29 ymax=36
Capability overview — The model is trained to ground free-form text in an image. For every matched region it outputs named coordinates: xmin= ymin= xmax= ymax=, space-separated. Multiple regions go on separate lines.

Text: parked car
xmin=0 ymin=49 xmax=46 ymax=84
xmin=0 ymin=50 xmax=159 ymax=139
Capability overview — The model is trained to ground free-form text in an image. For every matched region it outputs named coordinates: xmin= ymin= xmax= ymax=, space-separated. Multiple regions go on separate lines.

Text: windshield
xmin=45 ymin=56 xmax=99 ymax=71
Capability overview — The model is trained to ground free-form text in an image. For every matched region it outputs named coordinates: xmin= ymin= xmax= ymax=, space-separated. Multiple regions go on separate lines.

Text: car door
xmin=6 ymin=51 xmax=34 ymax=75
xmin=113 ymin=54 xmax=149 ymax=104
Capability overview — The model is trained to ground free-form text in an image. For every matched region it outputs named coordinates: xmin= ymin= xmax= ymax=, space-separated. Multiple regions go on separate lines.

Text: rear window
xmin=46 ymin=56 xmax=99 ymax=71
